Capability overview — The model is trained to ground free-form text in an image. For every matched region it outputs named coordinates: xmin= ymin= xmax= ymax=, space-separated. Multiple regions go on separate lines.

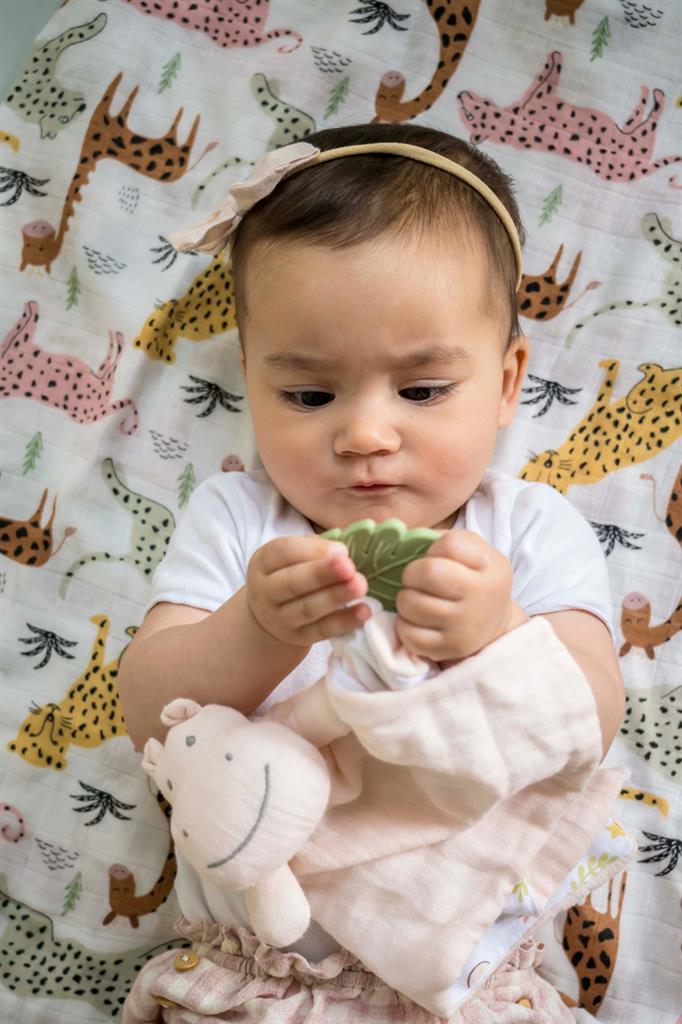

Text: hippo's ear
xmin=161 ymin=698 xmax=202 ymax=726
xmin=141 ymin=737 xmax=163 ymax=777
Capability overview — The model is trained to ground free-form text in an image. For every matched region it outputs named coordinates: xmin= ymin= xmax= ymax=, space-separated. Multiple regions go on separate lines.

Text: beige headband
xmin=168 ymin=140 xmax=523 ymax=290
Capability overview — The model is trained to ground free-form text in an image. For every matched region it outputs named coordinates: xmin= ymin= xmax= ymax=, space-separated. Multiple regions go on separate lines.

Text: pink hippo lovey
xmin=142 ymin=698 xmax=331 ymax=947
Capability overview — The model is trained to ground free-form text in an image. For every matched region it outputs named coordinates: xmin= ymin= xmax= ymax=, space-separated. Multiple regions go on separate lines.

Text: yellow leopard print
xmin=520 ymin=360 xmax=682 ymax=493
xmin=132 ymin=254 xmax=237 ymax=363
xmin=7 ymin=615 xmax=132 ymax=771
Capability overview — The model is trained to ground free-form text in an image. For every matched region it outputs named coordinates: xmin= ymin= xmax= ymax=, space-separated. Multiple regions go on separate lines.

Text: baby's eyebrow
xmin=264 ymin=344 xmax=470 ymax=371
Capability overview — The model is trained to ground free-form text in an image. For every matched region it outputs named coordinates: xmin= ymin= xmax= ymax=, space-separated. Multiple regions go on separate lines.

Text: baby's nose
xmin=333 ymin=414 xmax=400 ymax=457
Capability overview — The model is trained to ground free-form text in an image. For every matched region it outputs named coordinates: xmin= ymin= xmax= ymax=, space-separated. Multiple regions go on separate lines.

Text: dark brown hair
xmin=231 ymin=122 xmax=525 ymax=348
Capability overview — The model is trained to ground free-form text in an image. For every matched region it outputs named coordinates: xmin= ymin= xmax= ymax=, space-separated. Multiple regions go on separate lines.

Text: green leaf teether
xmin=321 ymin=518 xmax=441 ymax=612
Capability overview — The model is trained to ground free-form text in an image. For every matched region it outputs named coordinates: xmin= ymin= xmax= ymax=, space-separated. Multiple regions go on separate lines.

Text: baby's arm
xmin=536 ymin=609 xmax=625 ymax=759
xmin=119 ymin=591 xmax=303 ymax=750
xmin=118 ymin=537 xmax=368 ymax=751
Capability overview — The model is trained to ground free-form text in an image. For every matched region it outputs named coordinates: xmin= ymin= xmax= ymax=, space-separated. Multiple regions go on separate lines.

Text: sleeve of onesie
xmin=143 ymin=474 xmax=247 ymax=617
xmin=508 ymin=482 xmax=616 ymax=643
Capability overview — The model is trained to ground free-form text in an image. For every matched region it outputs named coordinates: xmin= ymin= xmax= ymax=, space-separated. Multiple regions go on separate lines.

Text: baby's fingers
xmin=395 ymin=618 xmax=446 ymax=660
xmin=395 ymin=588 xmax=456 ymax=629
xmin=298 ymin=602 xmax=372 ymax=644
xmin=268 ymin=550 xmax=357 ymax=606
xmin=281 ymin=569 xmax=369 ymax=626
xmin=256 ymin=535 xmax=349 ymax=575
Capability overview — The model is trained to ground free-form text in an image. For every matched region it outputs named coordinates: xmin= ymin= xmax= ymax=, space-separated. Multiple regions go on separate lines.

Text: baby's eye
xmin=279 ymin=390 xmax=333 ymax=409
xmin=400 ymin=383 xmax=459 ymax=403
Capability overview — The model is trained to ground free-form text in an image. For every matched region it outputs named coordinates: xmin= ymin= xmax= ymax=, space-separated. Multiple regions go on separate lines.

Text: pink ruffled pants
xmin=122 ymin=918 xmax=582 ymax=1023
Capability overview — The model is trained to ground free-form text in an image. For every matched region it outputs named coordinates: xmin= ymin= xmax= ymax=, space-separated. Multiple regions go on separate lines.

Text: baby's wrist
xmin=244 ymin=586 xmax=310 ymax=651
xmin=244 ymin=587 xmax=282 ymax=644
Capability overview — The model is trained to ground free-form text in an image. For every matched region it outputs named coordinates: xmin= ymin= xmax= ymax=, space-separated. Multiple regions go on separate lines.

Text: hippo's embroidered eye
xmin=186 ymin=735 xmax=196 ymax=747
xmin=167 ymin=779 xmax=173 ymax=791
xmin=182 ymin=829 xmax=188 ymax=838
xmin=225 ymin=753 xmax=233 ymax=761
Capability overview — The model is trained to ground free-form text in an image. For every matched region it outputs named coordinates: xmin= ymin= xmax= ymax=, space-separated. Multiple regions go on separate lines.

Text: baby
xmin=119 ymin=122 xmax=625 ymax=1023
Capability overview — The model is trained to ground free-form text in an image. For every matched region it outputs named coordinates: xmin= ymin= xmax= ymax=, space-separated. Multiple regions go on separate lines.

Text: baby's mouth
xmin=348 ymin=482 xmax=397 ymax=490
xmin=206 ymin=763 xmax=270 ymax=868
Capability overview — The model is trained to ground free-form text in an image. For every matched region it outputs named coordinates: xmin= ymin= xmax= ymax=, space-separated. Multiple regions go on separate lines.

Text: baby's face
xmin=240 ymin=234 xmax=528 ymax=532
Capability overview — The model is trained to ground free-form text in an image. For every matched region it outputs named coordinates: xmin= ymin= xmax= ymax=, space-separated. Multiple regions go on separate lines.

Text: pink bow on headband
xmin=167 ymin=141 xmax=321 ymax=256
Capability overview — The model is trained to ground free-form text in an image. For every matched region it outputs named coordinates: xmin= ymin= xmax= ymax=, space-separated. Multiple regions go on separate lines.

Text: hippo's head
xmin=142 ymin=699 xmax=330 ymax=890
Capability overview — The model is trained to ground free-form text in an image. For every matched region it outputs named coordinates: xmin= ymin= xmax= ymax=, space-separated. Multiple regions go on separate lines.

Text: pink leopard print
xmin=124 ymin=0 xmax=302 ymax=52
xmin=458 ymin=50 xmax=681 ymax=183
xmin=1 ymin=301 xmax=138 ymax=434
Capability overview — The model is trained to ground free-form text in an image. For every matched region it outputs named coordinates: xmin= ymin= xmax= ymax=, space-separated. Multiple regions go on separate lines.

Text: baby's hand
xmin=395 ymin=530 xmax=526 ymax=664
xmin=246 ymin=536 xmax=370 ymax=646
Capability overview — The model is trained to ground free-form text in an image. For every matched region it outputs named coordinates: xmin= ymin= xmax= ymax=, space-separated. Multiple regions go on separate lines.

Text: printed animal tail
xmin=0 ymin=804 xmax=26 ymax=843
xmin=191 ymin=155 xmax=254 ymax=209
xmin=619 ymin=786 xmax=669 ymax=818
xmin=0 ymin=300 xmax=38 ymax=361
xmin=102 ymin=794 xmax=176 ymax=927
xmin=640 ymin=472 xmax=666 ymax=523
xmin=60 ymin=552 xmax=129 ymax=597
xmin=110 ymin=399 xmax=139 ymax=435
xmin=561 ymin=279 xmax=602 ymax=312
xmin=269 ymin=27 xmax=303 ymax=54
xmin=42 ymin=13 xmax=107 ymax=62
xmin=565 ymin=298 xmax=653 ymax=349
xmin=52 ymin=527 xmax=78 ymax=559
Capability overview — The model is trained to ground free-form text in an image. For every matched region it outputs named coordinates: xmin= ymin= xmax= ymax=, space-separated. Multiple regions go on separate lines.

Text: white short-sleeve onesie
xmin=143 ymin=466 xmax=615 ymax=961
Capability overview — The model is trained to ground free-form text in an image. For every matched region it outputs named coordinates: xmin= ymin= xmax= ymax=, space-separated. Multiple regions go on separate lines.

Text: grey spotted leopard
xmin=566 ymin=213 xmax=682 ymax=348
xmin=192 ymin=74 xmax=314 ymax=206
xmin=6 ymin=13 xmax=107 ymax=139
xmin=60 ymin=458 xmax=175 ymax=596
xmin=250 ymin=73 xmax=315 ymax=148
xmin=0 ymin=874 xmax=186 ymax=1017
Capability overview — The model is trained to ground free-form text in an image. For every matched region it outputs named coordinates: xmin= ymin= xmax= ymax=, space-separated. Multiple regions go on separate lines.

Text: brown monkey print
xmin=103 ymin=793 xmax=176 ymax=928
xmin=544 ymin=0 xmax=586 ymax=23
xmin=620 ymin=463 xmax=682 ymax=659
xmin=620 ymin=593 xmax=682 ymax=660
xmin=373 ymin=1 xmax=480 ymax=124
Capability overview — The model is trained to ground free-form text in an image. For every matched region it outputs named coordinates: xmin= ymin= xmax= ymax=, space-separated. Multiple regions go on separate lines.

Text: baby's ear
xmin=141 ymin=737 xmax=163 ymax=777
xmin=161 ymin=698 xmax=202 ymax=726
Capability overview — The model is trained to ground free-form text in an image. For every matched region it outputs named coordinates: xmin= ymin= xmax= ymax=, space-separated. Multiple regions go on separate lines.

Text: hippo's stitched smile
xmin=206 ymin=763 xmax=271 ymax=869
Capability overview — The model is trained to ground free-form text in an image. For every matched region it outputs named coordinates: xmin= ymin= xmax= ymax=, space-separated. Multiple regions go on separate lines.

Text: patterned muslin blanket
xmin=1 ymin=1 xmax=680 ymax=1020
